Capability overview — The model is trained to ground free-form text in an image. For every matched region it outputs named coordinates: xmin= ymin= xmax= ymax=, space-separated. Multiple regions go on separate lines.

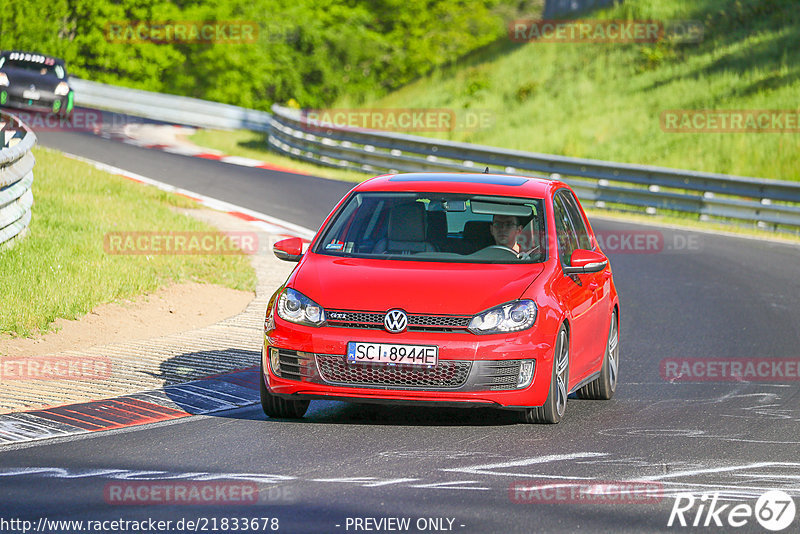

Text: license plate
xmin=22 ymin=90 xmax=40 ymax=100
xmin=347 ymin=342 xmax=438 ymax=366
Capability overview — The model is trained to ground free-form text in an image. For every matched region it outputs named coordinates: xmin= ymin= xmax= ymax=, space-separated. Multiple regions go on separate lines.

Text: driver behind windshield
xmin=490 ymin=214 xmax=523 ymax=251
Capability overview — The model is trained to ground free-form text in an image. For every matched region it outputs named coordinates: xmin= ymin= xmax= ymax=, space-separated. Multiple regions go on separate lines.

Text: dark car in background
xmin=0 ymin=50 xmax=74 ymax=116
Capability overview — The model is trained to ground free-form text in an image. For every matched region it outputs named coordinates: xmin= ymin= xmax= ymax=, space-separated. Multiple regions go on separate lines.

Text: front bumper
xmin=2 ymin=87 xmax=73 ymax=114
xmin=263 ymin=323 xmax=556 ymax=409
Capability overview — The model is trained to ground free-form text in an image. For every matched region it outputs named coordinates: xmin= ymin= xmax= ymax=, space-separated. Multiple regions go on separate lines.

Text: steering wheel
xmin=485 ymin=245 xmax=520 ymax=258
xmin=518 ymin=244 xmax=541 ymax=260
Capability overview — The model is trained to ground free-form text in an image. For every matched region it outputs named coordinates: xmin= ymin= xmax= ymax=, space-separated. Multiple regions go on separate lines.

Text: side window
xmin=553 ymin=194 xmax=579 ymax=265
xmin=560 ymin=191 xmax=592 ymax=250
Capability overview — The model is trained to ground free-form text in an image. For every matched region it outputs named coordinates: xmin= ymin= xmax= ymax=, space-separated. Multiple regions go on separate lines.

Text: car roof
xmin=353 ymin=172 xmax=565 ymax=198
xmin=0 ymin=50 xmax=66 ymax=67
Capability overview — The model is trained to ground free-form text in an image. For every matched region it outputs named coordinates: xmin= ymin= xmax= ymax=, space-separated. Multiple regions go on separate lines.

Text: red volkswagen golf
xmin=262 ymin=172 xmax=619 ymax=423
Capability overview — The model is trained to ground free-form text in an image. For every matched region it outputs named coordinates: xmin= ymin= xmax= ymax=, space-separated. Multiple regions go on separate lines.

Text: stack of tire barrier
xmin=0 ymin=112 xmax=36 ymax=247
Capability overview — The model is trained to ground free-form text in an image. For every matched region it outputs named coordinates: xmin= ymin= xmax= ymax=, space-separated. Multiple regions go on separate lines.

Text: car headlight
xmin=0 ymin=73 xmax=8 ymax=87
xmin=264 ymin=308 xmax=275 ymax=332
xmin=276 ymin=288 xmax=326 ymax=327
xmin=54 ymin=81 xmax=70 ymax=96
xmin=468 ymin=300 xmax=537 ymax=335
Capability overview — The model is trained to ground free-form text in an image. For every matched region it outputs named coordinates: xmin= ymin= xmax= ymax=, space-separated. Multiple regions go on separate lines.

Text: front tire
xmin=522 ymin=325 xmax=569 ymax=424
xmin=575 ymin=310 xmax=618 ymax=400
xmin=260 ymin=360 xmax=310 ymax=419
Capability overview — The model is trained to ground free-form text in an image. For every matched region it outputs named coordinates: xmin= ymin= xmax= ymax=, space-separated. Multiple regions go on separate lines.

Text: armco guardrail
xmin=69 ymin=78 xmax=271 ymax=131
xmin=268 ymin=105 xmax=800 ymax=231
xmin=61 ymin=78 xmax=800 ymax=232
xmin=0 ymin=112 xmax=36 ymax=247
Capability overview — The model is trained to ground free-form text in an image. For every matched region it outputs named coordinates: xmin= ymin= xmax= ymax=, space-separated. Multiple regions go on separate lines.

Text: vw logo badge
xmin=384 ymin=309 xmax=408 ymax=333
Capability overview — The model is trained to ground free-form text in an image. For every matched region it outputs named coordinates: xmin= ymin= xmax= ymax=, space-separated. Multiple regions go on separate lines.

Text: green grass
xmin=183 ymin=0 xmax=800 ymax=238
xmin=336 ymin=0 xmax=800 ymax=181
xmin=0 ymin=147 xmax=257 ymax=337
xmin=189 ymin=129 xmax=368 ymax=183
xmin=190 ymin=0 xmax=798 ymax=182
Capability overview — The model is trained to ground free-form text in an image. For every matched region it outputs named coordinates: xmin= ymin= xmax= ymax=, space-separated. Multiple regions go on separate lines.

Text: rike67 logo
xmin=668 ymin=491 xmax=796 ymax=531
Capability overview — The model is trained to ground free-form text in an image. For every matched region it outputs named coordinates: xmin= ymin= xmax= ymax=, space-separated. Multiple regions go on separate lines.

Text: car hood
xmin=292 ymin=253 xmax=545 ymax=315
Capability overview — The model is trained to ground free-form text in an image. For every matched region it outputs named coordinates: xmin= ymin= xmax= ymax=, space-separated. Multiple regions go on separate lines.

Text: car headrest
xmin=463 ymin=220 xmax=493 ymax=247
xmin=388 ymin=202 xmax=427 ymax=242
xmin=426 ymin=211 xmax=447 ymax=241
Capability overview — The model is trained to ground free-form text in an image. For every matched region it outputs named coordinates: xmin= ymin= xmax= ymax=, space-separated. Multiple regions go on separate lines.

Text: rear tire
xmin=260 ymin=360 xmax=310 ymax=419
xmin=575 ymin=310 xmax=618 ymax=400
xmin=522 ymin=325 xmax=569 ymax=424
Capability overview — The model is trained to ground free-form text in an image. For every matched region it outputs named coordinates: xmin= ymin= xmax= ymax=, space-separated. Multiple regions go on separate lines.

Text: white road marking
xmin=441 ymin=452 xmax=607 ymax=478
xmin=719 ymin=436 xmax=800 ymax=444
xmin=160 ymin=145 xmax=205 ymax=156
xmin=0 ymin=420 xmax=71 ymax=440
xmin=220 ymin=156 xmax=268 ymax=167
xmin=409 ymin=481 xmax=490 ymax=491
xmin=733 ymin=474 xmax=800 ymax=479
xmin=311 ymin=477 xmax=379 ymax=484
xmin=640 ymin=462 xmax=800 ymax=481
xmin=0 ymin=467 xmax=297 ymax=483
xmin=1 ymin=462 xmax=798 ymax=498
xmin=363 ymin=478 xmax=420 ymax=487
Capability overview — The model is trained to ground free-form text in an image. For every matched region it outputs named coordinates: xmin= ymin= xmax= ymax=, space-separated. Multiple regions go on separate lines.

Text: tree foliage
xmin=0 ymin=0 xmax=534 ymax=109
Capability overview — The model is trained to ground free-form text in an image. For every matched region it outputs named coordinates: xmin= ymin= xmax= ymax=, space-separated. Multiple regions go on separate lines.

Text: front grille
xmin=326 ymin=309 xmax=471 ymax=333
xmin=473 ymin=361 xmax=523 ymax=391
xmin=328 ymin=312 xmax=384 ymax=324
xmin=275 ymin=349 xmax=315 ymax=381
xmin=316 ymin=355 xmax=471 ymax=389
xmin=409 ymin=314 xmax=470 ymax=328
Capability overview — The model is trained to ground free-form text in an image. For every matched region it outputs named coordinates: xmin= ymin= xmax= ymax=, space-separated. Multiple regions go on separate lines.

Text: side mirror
xmin=563 ymin=249 xmax=608 ymax=275
xmin=273 ymin=237 xmax=304 ymax=262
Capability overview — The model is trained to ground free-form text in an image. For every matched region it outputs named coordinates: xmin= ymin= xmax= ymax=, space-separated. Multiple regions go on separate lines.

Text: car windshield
xmin=314 ymin=192 xmax=547 ymax=263
xmin=0 ymin=58 xmax=64 ymax=79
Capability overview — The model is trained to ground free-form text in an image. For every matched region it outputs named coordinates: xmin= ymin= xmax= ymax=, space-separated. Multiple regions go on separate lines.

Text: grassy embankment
xmin=0 ymin=148 xmax=256 ymax=337
xmin=192 ymin=0 xmax=799 ymax=182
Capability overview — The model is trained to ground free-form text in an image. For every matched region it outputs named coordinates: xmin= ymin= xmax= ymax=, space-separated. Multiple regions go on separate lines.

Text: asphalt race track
xmin=1 ymin=126 xmax=798 ymax=533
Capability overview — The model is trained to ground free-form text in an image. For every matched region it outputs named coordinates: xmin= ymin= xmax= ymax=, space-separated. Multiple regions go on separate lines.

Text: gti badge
xmin=384 ymin=309 xmax=408 ymax=333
